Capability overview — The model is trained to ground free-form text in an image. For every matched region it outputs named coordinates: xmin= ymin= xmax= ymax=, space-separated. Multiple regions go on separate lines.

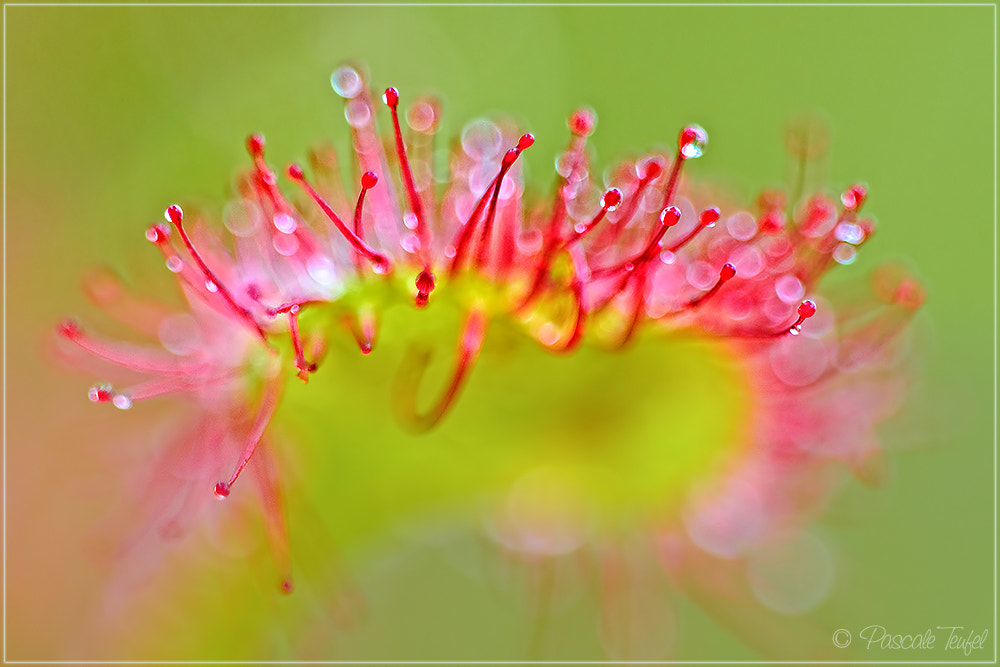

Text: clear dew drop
xmin=273 ymin=232 xmax=299 ymax=256
xmin=499 ymin=178 xmax=518 ymax=201
xmin=537 ymin=322 xmax=560 ymax=347
xmin=726 ymin=211 xmax=758 ymax=241
xmin=306 ymin=255 xmax=337 ymax=287
xmin=166 ymin=257 xmax=183 ymax=273
xmin=159 ymin=313 xmax=201 ymax=355
xmin=407 ymin=100 xmax=438 ymax=133
xmin=747 ymin=530 xmax=834 ymax=615
xmin=832 ymin=243 xmax=857 ymax=265
xmin=330 ymin=66 xmax=363 ymax=99
xmin=555 ymin=152 xmax=574 ymax=178
xmin=400 ymin=232 xmax=420 ymax=254
xmin=461 ymin=120 xmax=502 ymax=160
xmin=112 ymin=394 xmax=133 ymax=410
xmin=344 ymin=98 xmax=371 ymax=128
xmin=223 ymin=199 xmax=262 ymax=237
xmin=788 ymin=325 xmax=802 ymax=336
xmin=774 ymin=274 xmax=805 ymax=304
xmin=834 ymin=222 xmax=864 ymax=245
xmin=273 ymin=213 xmax=297 ymax=234
xmin=205 ymin=280 xmax=219 ymax=293
xmin=574 ymin=222 xmax=588 ymax=234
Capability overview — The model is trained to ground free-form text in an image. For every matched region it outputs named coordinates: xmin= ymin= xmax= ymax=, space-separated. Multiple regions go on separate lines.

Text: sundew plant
xmin=56 ymin=63 xmax=922 ymax=657
xmin=7 ymin=5 xmax=994 ymax=664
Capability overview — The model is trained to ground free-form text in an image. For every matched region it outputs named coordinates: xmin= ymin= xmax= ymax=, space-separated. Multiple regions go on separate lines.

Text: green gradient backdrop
xmin=5 ymin=4 xmax=995 ymax=662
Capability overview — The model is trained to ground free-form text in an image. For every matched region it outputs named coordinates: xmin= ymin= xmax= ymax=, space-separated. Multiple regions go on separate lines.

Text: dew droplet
xmin=726 ymin=211 xmax=757 ymax=241
xmin=159 ymin=313 xmax=201 ymax=355
xmin=678 ymin=125 xmax=708 ymax=159
xmin=205 ymin=279 xmax=219 ymax=293
xmin=224 ymin=199 xmax=262 ymax=238
xmin=399 ymin=232 xmax=420 ymax=254
xmin=517 ymin=229 xmax=543 ymax=256
xmin=306 ymin=254 xmax=337 ymax=287
xmin=832 ymin=242 xmax=857 ymax=265
xmin=729 ymin=245 xmax=764 ymax=279
xmin=112 ymin=393 xmax=133 ymax=410
xmin=834 ymin=222 xmax=864 ymax=245
xmin=344 ymin=98 xmax=371 ymax=128
xmin=214 ymin=481 xmax=231 ymax=498
xmin=770 ymin=333 xmax=827 ymax=385
xmin=499 ymin=177 xmax=517 ymax=201
xmin=166 ymin=256 xmax=183 ymax=273
xmin=273 ymin=232 xmax=299 ymax=256
xmin=538 ymin=322 xmax=560 ymax=346
xmin=330 ymin=66 xmax=362 ymax=99
xmin=407 ymin=99 xmax=439 ymax=133
xmin=774 ymin=274 xmax=805 ymax=304
xmin=747 ymin=531 xmax=834 ymax=615
xmin=273 ymin=213 xmax=297 ymax=234
xmin=686 ymin=260 xmax=717 ymax=290
xmin=461 ymin=120 xmax=502 ymax=160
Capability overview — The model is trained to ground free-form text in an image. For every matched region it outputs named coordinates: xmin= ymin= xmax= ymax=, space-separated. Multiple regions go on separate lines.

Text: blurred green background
xmin=5 ymin=4 xmax=994 ymax=662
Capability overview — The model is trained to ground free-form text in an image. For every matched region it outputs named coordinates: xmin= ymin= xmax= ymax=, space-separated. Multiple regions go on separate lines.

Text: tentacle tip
xmin=601 ymin=188 xmax=622 ymax=212
xmin=164 ymin=205 xmax=183 ymax=226
xmin=295 ymin=362 xmax=318 ymax=382
xmin=569 ymin=108 xmax=596 ymax=137
xmin=88 ymin=383 xmax=113 ymax=403
xmin=798 ymin=299 xmax=817 ymax=319
xmin=145 ymin=223 xmax=171 ymax=244
xmin=659 ymin=205 xmax=681 ymax=226
xmin=415 ymin=269 xmax=436 ymax=308
xmin=280 ymin=579 xmax=294 ymax=595
xmin=382 ymin=87 xmax=399 ymax=108
xmin=247 ymin=133 xmax=265 ymax=157
xmin=679 ymin=125 xmax=708 ymax=159
xmin=841 ymin=183 xmax=868 ymax=211
xmin=370 ymin=254 xmax=392 ymax=275
xmin=701 ymin=206 xmax=721 ymax=227
xmin=57 ymin=319 xmax=81 ymax=339
xmin=214 ymin=482 xmax=231 ymax=499
xmin=894 ymin=280 xmax=925 ymax=309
